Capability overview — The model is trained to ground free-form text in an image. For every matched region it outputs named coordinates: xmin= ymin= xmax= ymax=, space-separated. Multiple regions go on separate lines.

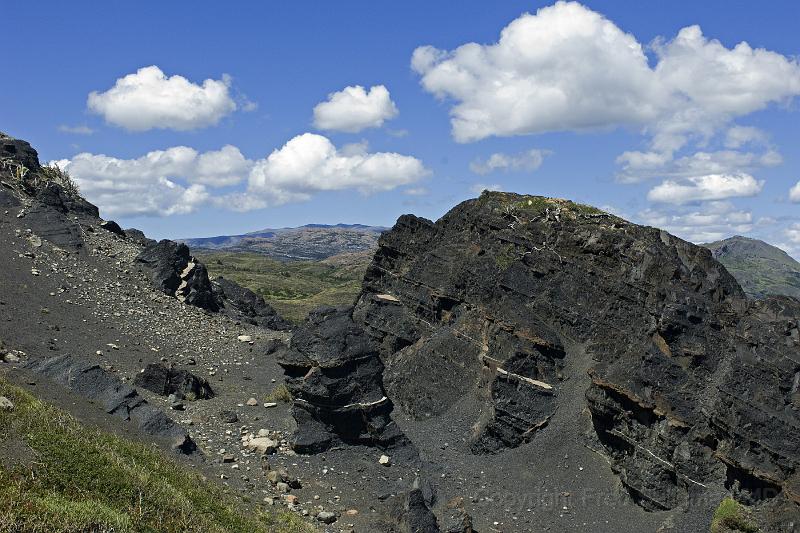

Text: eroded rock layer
xmin=276 ymin=306 xmax=408 ymax=453
xmin=302 ymin=192 xmax=800 ymax=516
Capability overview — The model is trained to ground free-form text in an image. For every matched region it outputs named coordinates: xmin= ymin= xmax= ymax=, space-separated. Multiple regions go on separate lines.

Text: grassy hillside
xmin=198 ymin=251 xmax=372 ymax=323
xmin=0 ymin=378 xmax=312 ymax=533
xmin=703 ymin=236 xmax=800 ymax=300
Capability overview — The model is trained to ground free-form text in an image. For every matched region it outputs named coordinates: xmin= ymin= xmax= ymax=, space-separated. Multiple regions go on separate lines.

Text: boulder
xmin=133 ymin=363 xmax=214 ymax=400
xmin=135 ymin=240 xmax=218 ymax=311
xmin=243 ymin=435 xmax=278 ymax=455
xmin=276 ymin=306 xmax=409 ymax=453
xmin=386 ymin=489 xmax=440 ymax=533
xmin=1 ymin=132 xmax=41 ymax=173
xmin=99 ymin=220 xmax=125 ymax=237
xmin=124 ymin=228 xmax=156 ymax=247
xmin=213 ymin=276 xmax=293 ymax=330
xmin=24 ymin=355 xmax=195 ymax=454
xmin=0 ymin=396 xmax=13 ymax=411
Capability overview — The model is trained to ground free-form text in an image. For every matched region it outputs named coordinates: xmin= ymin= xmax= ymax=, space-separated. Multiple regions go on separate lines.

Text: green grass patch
xmin=711 ymin=497 xmax=759 ymax=533
xmin=0 ymin=379 xmax=313 ymax=533
xmin=199 ymin=251 xmax=370 ymax=323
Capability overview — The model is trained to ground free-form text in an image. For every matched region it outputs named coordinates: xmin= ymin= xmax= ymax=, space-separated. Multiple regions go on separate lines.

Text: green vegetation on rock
xmin=198 ymin=250 xmax=371 ymax=323
xmin=0 ymin=379 xmax=312 ymax=533
xmin=711 ymin=497 xmax=758 ymax=533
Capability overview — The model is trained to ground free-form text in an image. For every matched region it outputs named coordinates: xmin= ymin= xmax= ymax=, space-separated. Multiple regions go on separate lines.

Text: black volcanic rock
xmin=135 ymin=240 xmax=219 ymax=311
xmin=382 ymin=489 xmax=440 ymax=533
xmin=99 ymin=220 xmax=126 ymax=237
xmin=288 ymin=192 xmax=800 ymax=523
xmin=25 ymin=355 xmax=196 ymax=454
xmin=133 ymin=363 xmax=214 ymax=400
xmin=276 ymin=306 xmax=408 ymax=453
xmin=124 ymin=228 xmax=156 ymax=247
xmin=1 ymin=131 xmax=41 ymax=174
xmin=212 ymin=276 xmax=293 ymax=330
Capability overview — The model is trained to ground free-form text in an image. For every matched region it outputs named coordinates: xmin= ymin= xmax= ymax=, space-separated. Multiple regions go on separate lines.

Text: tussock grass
xmin=265 ymin=383 xmax=293 ymax=403
xmin=711 ymin=497 xmax=759 ymax=533
xmin=0 ymin=378 xmax=313 ymax=533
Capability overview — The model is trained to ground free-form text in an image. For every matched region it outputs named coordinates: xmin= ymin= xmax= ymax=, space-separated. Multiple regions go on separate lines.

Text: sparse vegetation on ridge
xmin=0 ymin=378 xmax=313 ymax=533
xmin=0 ymin=159 xmax=81 ymax=199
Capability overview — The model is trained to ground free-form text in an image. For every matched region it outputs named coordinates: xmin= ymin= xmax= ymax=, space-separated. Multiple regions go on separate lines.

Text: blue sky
xmin=2 ymin=1 xmax=799 ymax=254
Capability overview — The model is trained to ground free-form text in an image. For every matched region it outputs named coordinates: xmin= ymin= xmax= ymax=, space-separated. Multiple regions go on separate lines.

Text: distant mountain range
xmin=180 ymin=223 xmax=386 ymax=261
xmin=703 ymin=235 xmax=800 ymax=299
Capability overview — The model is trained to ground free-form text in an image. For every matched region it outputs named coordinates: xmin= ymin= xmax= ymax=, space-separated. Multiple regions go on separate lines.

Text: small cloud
xmin=241 ymin=99 xmax=259 ymax=112
xmin=470 ymin=149 xmax=550 ymax=175
xmin=403 ymin=187 xmax=429 ymax=196
xmin=647 ymin=173 xmax=763 ymax=205
xmin=470 ymin=183 xmax=503 ymax=195
xmin=724 ymin=126 xmax=767 ymax=149
xmin=387 ymin=129 xmax=409 ymax=138
xmin=87 ymin=65 xmax=237 ymax=131
xmin=313 ymin=85 xmax=398 ymax=133
xmin=58 ymin=124 xmax=94 ymax=135
xmin=789 ymin=181 xmax=800 ymax=203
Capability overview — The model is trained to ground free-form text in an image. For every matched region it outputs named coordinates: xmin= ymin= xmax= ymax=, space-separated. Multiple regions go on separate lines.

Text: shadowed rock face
xmin=212 ymin=276 xmax=293 ymax=331
xmin=135 ymin=240 xmax=293 ymax=329
xmin=24 ymin=355 xmax=196 ymax=454
xmin=135 ymin=240 xmax=219 ymax=311
xmin=133 ymin=363 xmax=215 ymax=400
xmin=276 ymin=306 xmax=408 ymax=453
xmin=283 ymin=192 xmax=800 ymax=517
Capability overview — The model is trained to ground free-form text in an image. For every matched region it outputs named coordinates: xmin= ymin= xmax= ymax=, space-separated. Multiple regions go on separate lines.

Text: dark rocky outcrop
xmin=1 ymin=132 xmax=99 ymax=251
xmin=276 ymin=306 xmax=408 ymax=453
xmin=212 ymin=276 xmax=292 ymax=330
xmin=124 ymin=228 xmax=156 ymax=247
xmin=135 ymin=240 xmax=294 ymax=329
xmin=99 ymin=220 xmax=125 ymax=237
xmin=135 ymin=240 xmax=219 ymax=311
xmin=279 ymin=192 xmax=800 ymax=523
xmin=133 ymin=363 xmax=214 ymax=400
xmin=1 ymin=131 xmax=41 ymax=174
xmin=380 ymin=489 xmax=441 ymax=533
xmin=24 ymin=355 xmax=196 ymax=454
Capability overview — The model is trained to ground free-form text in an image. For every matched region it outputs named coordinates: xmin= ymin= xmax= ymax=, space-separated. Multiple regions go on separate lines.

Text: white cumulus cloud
xmin=647 ymin=173 xmax=764 ymax=205
xmin=617 ymin=149 xmax=782 ymax=183
xmin=313 ymin=85 xmax=398 ymax=133
xmin=246 ymin=133 xmax=427 ymax=204
xmin=638 ymin=201 xmax=754 ymax=242
xmin=87 ymin=66 xmax=237 ymax=131
xmin=412 ymin=1 xmax=800 ymax=152
xmin=54 ymin=134 xmax=428 ymax=216
xmin=52 ymin=145 xmax=250 ymax=217
xmin=470 ymin=149 xmax=550 ymax=175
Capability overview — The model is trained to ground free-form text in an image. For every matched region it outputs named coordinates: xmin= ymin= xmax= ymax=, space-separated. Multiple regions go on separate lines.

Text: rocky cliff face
xmin=282 ymin=192 xmax=800 ymax=525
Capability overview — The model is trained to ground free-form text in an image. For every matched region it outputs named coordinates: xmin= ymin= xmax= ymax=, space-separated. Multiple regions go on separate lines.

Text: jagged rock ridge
xmin=282 ymin=192 xmax=800 ymax=524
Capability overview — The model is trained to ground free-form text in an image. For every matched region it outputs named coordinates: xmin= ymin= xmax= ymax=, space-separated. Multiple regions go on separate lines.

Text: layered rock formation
xmin=276 ymin=306 xmax=407 ymax=453
xmin=133 ymin=363 xmax=215 ymax=400
xmin=25 ymin=355 xmax=196 ymax=454
xmin=281 ymin=192 xmax=800 ymax=522
xmin=135 ymin=239 xmax=292 ymax=329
